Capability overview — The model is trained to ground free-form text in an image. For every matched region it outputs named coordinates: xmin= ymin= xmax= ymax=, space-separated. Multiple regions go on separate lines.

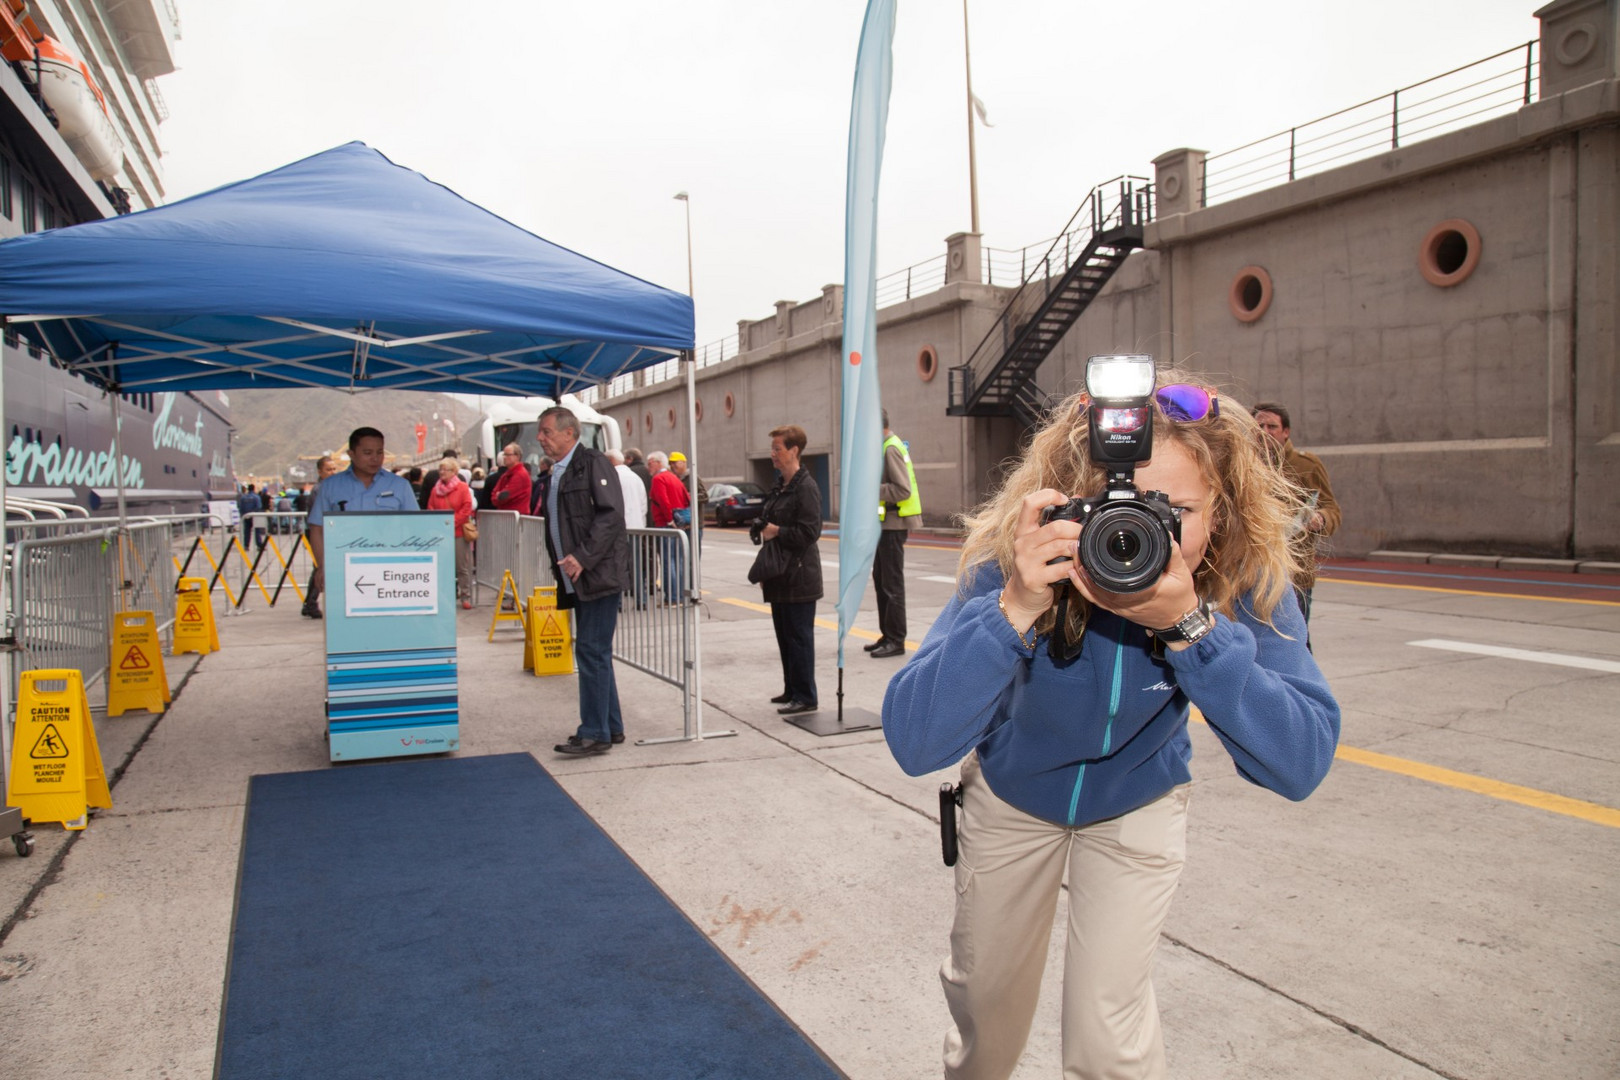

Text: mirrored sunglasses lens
xmin=1156 ymin=385 xmax=1215 ymax=422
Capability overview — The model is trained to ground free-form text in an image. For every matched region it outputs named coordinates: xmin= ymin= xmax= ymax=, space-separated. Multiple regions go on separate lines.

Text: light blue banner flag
xmin=836 ymin=0 xmax=897 ymax=669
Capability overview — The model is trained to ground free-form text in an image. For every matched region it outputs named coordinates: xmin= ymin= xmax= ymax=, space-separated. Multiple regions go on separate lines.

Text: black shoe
xmin=862 ymin=640 xmax=885 ymax=652
xmin=566 ymin=733 xmax=626 ymax=747
xmin=778 ymin=700 xmax=818 ymax=716
xmin=770 ymin=693 xmax=793 ymax=704
xmin=301 ymin=605 xmax=322 ymax=620
xmin=869 ymin=641 xmax=906 ymax=658
xmin=555 ymin=738 xmax=612 ymax=756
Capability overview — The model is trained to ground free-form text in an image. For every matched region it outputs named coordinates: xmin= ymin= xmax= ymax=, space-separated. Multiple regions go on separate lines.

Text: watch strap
xmin=1152 ymin=601 xmax=1215 ymax=645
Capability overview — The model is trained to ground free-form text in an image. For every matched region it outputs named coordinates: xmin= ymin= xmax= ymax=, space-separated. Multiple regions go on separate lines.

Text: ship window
xmin=41 ymin=202 xmax=55 ymax=230
xmin=19 ymin=180 xmax=34 ymax=233
xmin=0 ymin=155 xmax=11 ymax=219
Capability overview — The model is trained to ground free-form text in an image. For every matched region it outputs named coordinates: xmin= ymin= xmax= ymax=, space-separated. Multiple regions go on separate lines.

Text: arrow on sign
xmin=353 ymin=575 xmax=375 ymax=595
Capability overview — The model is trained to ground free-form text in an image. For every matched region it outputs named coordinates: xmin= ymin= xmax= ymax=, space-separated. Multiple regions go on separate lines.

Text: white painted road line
xmin=1409 ymin=639 xmax=1620 ymax=674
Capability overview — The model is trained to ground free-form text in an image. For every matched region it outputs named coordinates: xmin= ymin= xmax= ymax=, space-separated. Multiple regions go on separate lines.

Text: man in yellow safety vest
xmin=868 ymin=410 xmax=921 ymax=659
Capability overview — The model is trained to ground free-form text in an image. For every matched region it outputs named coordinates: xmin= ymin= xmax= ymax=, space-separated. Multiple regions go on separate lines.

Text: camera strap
xmin=1048 ymin=588 xmax=1086 ymax=663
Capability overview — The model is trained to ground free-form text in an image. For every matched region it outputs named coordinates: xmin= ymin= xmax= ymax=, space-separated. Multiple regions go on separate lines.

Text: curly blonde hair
xmin=958 ymin=369 xmax=1306 ymax=638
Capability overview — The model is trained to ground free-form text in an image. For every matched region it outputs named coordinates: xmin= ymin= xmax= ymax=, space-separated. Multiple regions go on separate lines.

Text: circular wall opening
xmin=694 ymin=399 xmax=704 ymax=423
xmin=1419 ymin=219 xmax=1481 ymax=287
xmin=916 ymin=344 xmax=939 ymax=382
xmin=667 ymin=408 xmax=676 ymax=428
xmin=625 ymin=416 xmax=634 ymax=436
xmin=1228 ymin=265 xmax=1273 ymax=323
xmin=723 ymin=392 xmax=736 ymax=417
xmin=644 ymin=412 xmax=653 ymax=434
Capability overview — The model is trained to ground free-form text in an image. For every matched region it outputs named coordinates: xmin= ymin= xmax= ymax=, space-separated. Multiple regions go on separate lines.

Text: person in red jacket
xmin=427 ymin=456 xmax=476 ymax=609
xmin=647 ymin=451 xmax=691 ymax=604
xmin=487 ymin=443 xmax=533 ymax=514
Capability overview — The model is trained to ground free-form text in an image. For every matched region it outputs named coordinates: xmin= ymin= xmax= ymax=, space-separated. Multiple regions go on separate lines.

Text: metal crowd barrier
xmin=473 ymin=510 xmax=555 ymax=605
xmin=615 ymin=526 xmax=730 ymax=744
xmin=470 ymin=513 xmax=722 ymax=743
xmin=7 ymin=519 xmax=177 ymax=695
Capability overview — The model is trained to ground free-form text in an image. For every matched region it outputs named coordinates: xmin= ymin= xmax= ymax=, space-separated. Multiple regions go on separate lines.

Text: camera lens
xmin=1079 ymin=502 xmax=1172 ymax=593
xmin=1106 ymin=530 xmax=1140 ymax=563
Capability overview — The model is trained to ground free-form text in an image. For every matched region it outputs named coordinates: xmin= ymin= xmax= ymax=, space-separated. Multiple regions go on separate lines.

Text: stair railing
xmin=950 ymin=177 xmax=1152 ymax=412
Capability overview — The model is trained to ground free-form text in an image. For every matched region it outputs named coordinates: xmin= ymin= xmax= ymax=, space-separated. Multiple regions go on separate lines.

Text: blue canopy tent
xmin=0 ymin=141 xmax=693 ymax=398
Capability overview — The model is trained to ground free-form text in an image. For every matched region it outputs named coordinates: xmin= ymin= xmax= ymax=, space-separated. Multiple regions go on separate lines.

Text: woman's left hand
xmin=1070 ymin=540 xmax=1201 ymax=638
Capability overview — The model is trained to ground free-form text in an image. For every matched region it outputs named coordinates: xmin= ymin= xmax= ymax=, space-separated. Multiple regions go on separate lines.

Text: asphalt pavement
xmin=1 ymin=527 xmax=1617 ymax=1079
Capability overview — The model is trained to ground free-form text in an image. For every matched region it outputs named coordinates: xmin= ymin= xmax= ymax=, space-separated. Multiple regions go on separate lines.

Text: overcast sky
xmin=158 ymin=1 xmax=1541 ymax=349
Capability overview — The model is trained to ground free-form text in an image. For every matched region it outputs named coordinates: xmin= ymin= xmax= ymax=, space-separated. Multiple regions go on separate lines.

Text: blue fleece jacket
xmin=883 ymin=566 xmax=1340 ymax=826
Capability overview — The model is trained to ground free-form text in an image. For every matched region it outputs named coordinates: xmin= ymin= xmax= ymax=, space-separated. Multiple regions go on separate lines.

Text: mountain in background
xmin=228 ymin=388 xmax=483 ymax=480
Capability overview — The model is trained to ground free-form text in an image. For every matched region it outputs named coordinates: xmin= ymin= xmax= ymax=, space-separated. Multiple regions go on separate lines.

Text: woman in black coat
xmin=757 ymin=424 xmax=822 ymax=715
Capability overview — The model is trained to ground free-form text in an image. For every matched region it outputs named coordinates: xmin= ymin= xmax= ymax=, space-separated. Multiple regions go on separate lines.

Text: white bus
xmin=466 ymin=395 xmax=622 ymax=474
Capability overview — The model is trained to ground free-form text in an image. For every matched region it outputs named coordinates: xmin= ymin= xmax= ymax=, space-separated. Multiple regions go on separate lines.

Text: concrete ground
xmin=1 ymin=528 xmax=1617 ymax=1079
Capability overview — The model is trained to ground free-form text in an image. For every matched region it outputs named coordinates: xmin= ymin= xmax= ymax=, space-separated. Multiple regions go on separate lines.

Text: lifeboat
xmin=0 ymin=5 xmax=123 ymax=182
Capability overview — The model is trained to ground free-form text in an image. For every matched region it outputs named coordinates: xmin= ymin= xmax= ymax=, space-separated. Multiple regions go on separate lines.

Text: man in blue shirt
xmin=305 ymin=427 xmax=420 ymax=611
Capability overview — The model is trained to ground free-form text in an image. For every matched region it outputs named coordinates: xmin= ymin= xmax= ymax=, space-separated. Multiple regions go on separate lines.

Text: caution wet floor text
xmin=8 ymin=669 xmax=111 ymax=828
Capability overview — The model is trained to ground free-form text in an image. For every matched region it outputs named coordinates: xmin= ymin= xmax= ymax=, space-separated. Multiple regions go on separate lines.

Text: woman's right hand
xmin=1003 ymin=489 xmax=1083 ymax=628
xmin=761 ymin=522 xmax=780 ymax=541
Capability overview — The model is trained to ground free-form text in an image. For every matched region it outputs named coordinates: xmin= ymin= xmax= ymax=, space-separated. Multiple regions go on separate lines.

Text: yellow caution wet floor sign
xmin=173 ymin=575 xmax=219 ymax=655
xmin=108 ymin=610 xmax=170 ymax=717
xmin=524 ymin=587 xmax=575 ymax=676
xmin=8 ymin=669 xmax=111 ymax=829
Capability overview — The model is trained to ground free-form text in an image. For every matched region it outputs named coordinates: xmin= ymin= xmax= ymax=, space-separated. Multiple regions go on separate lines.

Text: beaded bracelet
xmin=996 ymin=590 xmax=1038 ymax=652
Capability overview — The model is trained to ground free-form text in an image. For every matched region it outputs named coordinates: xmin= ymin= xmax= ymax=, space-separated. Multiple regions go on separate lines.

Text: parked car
xmin=706 ymin=481 xmax=767 ymax=527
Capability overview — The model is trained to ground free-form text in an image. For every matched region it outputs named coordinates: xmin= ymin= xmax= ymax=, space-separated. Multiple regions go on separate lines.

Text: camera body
xmin=1040 ymin=355 xmax=1181 ymax=594
xmin=1042 ymin=490 xmax=1181 ymax=594
xmin=748 ymin=519 xmax=766 ymax=546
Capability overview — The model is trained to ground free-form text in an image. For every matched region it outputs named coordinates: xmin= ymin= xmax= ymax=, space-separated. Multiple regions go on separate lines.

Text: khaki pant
xmin=942 ymin=753 xmax=1189 ymax=1080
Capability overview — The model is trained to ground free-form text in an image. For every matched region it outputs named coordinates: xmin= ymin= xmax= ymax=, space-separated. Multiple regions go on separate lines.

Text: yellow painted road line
xmin=723 ymin=593 xmax=1618 ymax=826
xmin=715 ymin=597 xmax=918 ymax=650
xmin=1317 ymin=575 xmax=1620 ymax=608
xmin=1332 ymin=745 xmax=1620 ymax=828
xmin=1191 ymin=708 xmax=1619 ymax=829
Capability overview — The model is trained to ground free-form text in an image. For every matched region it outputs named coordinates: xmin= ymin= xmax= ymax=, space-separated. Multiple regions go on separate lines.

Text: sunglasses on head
xmin=1154 ymin=384 xmax=1220 ymax=422
xmin=1075 ymin=384 xmax=1220 ymax=423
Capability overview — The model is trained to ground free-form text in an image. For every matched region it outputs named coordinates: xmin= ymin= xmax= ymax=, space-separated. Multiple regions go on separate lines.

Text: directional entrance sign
xmin=343 ymin=553 xmax=441 ymax=617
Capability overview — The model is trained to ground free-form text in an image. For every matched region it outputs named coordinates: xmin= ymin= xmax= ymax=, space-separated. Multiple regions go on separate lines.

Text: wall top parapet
xmin=1147 ymin=72 xmax=1618 ymax=249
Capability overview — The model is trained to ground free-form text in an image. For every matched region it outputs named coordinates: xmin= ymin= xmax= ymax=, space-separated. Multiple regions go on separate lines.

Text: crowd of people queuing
xmin=242 ymin=428 xmax=709 ymax=624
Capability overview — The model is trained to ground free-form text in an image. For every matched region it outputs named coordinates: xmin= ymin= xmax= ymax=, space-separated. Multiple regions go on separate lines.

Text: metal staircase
xmin=948 ymin=177 xmax=1152 ymax=427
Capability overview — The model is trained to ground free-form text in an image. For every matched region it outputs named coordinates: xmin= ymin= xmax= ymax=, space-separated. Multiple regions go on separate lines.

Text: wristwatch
xmin=1152 ymin=601 xmax=1216 ymax=645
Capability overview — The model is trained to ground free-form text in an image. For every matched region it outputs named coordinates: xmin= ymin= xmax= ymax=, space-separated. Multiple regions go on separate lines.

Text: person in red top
xmin=647 ymin=451 xmax=691 ymax=604
xmin=427 ymin=456 xmax=476 ymax=609
xmin=488 ymin=443 xmax=533 ymax=514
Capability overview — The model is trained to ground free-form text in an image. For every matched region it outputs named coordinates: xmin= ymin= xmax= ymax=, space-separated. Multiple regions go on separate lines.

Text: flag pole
xmin=963 ymin=0 xmax=980 ymax=235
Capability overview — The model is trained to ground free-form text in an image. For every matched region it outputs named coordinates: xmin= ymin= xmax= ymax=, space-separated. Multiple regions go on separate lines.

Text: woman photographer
xmin=883 ymin=368 xmax=1339 ymax=1079
xmin=755 ymin=424 xmax=822 ymax=716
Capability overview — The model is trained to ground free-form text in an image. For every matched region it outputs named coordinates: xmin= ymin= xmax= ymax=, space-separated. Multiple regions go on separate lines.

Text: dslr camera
xmin=1040 ymin=355 xmax=1181 ymax=594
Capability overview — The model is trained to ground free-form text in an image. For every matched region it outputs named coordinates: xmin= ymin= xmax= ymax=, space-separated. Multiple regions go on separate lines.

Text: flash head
xmin=1085 ymin=355 xmax=1156 ymax=403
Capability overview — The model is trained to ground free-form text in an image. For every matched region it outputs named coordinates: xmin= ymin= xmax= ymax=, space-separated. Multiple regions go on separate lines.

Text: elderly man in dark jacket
xmin=536 ymin=406 xmax=631 ymax=755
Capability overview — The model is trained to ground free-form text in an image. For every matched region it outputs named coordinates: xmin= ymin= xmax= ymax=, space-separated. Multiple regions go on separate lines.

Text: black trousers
xmin=873 ymin=528 xmax=908 ymax=644
xmin=770 ymin=601 xmax=817 ymax=706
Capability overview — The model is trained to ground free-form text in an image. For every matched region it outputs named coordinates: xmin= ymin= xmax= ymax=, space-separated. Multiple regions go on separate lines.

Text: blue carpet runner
xmin=216 ymin=753 xmax=844 ymax=1079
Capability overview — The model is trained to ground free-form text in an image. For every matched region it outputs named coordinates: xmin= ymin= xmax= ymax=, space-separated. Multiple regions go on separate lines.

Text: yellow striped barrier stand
xmin=488 ymin=570 xmax=526 ymax=641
